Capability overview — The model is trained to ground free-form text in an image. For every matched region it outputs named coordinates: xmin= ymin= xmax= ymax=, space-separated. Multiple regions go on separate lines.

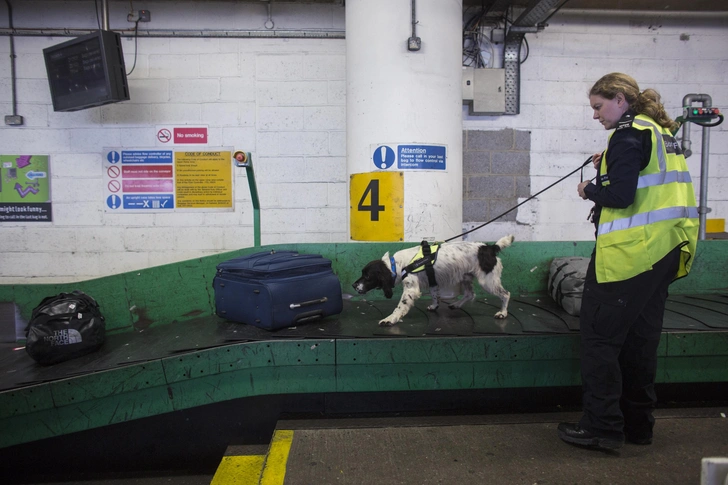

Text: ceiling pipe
xmin=2 ymin=0 xmax=22 ymax=126
xmin=0 ymin=28 xmax=345 ymax=39
xmin=555 ymin=8 xmax=728 ymax=17
xmin=101 ymin=0 xmax=109 ymax=31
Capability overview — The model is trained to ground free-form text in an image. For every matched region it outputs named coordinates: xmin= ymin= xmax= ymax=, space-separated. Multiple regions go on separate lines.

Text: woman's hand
xmin=592 ymin=152 xmax=602 ymax=170
xmin=578 ymin=181 xmax=590 ymax=200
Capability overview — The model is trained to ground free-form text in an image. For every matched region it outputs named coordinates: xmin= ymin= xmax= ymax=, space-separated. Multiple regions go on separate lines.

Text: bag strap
xmin=555 ymin=270 xmax=578 ymax=306
xmin=549 ymin=261 xmax=570 ymax=297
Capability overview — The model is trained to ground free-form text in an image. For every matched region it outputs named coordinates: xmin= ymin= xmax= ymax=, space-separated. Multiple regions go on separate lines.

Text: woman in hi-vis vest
xmin=558 ymin=73 xmax=699 ymax=451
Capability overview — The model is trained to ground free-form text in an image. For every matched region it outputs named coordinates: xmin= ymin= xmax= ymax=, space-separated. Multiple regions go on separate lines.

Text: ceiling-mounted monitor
xmin=43 ymin=30 xmax=130 ymax=112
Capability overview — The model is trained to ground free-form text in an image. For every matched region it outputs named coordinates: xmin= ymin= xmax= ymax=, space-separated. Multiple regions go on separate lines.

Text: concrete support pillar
xmin=346 ymin=0 xmax=463 ymax=242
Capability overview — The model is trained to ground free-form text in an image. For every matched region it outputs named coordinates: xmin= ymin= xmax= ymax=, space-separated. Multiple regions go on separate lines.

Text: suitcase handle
xmin=293 ymin=310 xmax=323 ymax=323
xmin=289 ymin=297 xmax=328 ymax=309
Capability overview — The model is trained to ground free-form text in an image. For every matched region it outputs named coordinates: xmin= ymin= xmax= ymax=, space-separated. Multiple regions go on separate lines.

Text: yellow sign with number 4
xmin=350 ymin=171 xmax=404 ymax=241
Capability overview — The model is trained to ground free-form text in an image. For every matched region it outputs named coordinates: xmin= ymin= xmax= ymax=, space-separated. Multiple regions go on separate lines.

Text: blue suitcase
xmin=213 ymin=250 xmax=343 ymax=329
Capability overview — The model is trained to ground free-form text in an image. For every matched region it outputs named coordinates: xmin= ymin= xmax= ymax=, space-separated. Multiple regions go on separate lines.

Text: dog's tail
xmin=495 ymin=234 xmax=515 ymax=250
xmin=478 ymin=235 xmax=514 ymax=274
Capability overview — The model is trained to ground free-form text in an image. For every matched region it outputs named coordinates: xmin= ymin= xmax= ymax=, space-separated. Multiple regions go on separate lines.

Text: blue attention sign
xmin=373 ymin=145 xmax=396 ymax=169
xmin=107 ymin=151 xmax=121 ymax=164
xmin=398 ymin=145 xmax=446 ymax=170
xmin=106 ymin=195 xmax=121 ymax=210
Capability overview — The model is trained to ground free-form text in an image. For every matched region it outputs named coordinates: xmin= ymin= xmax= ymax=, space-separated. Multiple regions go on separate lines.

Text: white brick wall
xmin=0 ymin=3 xmax=725 ymax=283
xmin=464 ymin=10 xmax=728 ymax=243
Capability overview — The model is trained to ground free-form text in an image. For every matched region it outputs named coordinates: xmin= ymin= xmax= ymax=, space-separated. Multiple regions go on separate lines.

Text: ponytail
xmin=634 ymin=89 xmax=679 ymax=133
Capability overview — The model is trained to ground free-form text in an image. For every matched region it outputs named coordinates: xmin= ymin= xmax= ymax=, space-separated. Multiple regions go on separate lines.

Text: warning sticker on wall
xmin=175 ymin=151 xmax=233 ymax=209
xmin=103 ymin=148 xmax=233 ymax=212
xmin=371 ymin=143 xmax=447 ymax=171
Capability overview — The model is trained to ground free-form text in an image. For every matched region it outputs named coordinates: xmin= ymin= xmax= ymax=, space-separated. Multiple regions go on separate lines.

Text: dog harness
xmin=401 ymin=241 xmax=440 ymax=288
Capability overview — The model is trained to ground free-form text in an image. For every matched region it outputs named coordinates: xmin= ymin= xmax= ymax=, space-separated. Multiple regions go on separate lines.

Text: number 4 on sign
xmin=358 ymin=179 xmax=385 ymax=221
xmin=350 ymin=171 xmax=404 ymax=242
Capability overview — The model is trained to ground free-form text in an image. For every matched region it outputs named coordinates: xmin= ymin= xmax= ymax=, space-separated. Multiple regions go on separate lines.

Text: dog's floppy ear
xmin=382 ymin=277 xmax=394 ymax=299
xmin=380 ymin=267 xmax=395 ymax=299
xmin=368 ymin=259 xmax=394 ymax=299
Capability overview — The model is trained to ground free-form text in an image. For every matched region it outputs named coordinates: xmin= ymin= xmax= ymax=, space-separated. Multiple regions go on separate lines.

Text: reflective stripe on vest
xmin=637 ymin=170 xmax=692 ymax=189
xmin=598 ymin=206 xmax=699 ymax=235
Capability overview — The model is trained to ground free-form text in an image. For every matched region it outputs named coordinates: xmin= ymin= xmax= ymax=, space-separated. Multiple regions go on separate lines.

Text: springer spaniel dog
xmin=352 ymin=235 xmax=514 ymax=326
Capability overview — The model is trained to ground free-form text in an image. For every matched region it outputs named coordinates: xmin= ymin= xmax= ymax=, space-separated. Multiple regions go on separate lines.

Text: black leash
xmin=445 ymin=156 xmax=594 ymax=243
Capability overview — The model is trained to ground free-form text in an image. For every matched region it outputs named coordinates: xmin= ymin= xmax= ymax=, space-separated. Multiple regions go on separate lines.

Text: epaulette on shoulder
xmin=616 ymin=113 xmax=635 ymax=131
xmin=616 ymin=119 xmax=634 ymax=131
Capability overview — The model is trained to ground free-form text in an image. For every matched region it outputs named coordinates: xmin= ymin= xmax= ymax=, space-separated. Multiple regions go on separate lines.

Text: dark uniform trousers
xmin=578 ymin=245 xmax=682 ymax=441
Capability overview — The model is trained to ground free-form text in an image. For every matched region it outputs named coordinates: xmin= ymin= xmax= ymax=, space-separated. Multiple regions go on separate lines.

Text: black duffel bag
xmin=25 ymin=291 xmax=106 ymax=365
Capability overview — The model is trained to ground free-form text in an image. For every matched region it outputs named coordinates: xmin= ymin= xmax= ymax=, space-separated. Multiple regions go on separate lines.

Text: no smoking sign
xmin=157 ymin=128 xmax=172 ymax=143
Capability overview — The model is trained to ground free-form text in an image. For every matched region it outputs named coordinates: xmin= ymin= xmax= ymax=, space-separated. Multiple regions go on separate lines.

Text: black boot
xmin=558 ymin=422 xmax=624 ymax=450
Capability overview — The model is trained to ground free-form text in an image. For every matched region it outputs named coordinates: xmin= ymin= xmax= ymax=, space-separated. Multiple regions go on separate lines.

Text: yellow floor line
xmin=260 ymin=430 xmax=294 ymax=485
xmin=210 ymin=455 xmax=265 ymax=485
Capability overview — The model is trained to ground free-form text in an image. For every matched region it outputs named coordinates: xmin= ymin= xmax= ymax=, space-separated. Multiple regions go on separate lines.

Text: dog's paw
xmin=426 ymin=303 xmax=439 ymax=312
xmin=378 ymin=318 xmax=398 ymax=326
xmin=494 ymin=311 xmax=507 ymax=319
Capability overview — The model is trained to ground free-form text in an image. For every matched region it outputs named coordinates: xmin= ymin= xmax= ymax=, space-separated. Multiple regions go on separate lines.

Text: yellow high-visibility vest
xmin=595 ymin=114 xmax=699 ymax=283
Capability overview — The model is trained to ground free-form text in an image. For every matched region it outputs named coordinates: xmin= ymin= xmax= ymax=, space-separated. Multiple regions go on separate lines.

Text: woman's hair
xmin=589 ymin=72 xmax=679 ymax=132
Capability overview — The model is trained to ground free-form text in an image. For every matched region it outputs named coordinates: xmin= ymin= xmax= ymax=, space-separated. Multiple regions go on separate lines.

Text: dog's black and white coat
xmin=352 ymin=235 xmax=514 ymax=326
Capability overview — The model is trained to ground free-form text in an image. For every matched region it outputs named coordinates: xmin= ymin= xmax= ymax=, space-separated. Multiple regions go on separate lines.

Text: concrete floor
xmin=4 ymin=407 xmax=727 ymax=484
xmin=281 ymin=408 xmax=728 ymax=485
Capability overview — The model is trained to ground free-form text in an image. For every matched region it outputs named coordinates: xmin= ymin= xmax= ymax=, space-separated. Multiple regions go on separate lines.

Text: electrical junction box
xmin=408 ymin=36 xmax=421 ymax=51
xmin=462 ymin=67 xmax=506 ymax=115
xmin=4 ymin=115 xmax=23 ymax=126
xmin=491 ymin=28 xmax=505 ymax=44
